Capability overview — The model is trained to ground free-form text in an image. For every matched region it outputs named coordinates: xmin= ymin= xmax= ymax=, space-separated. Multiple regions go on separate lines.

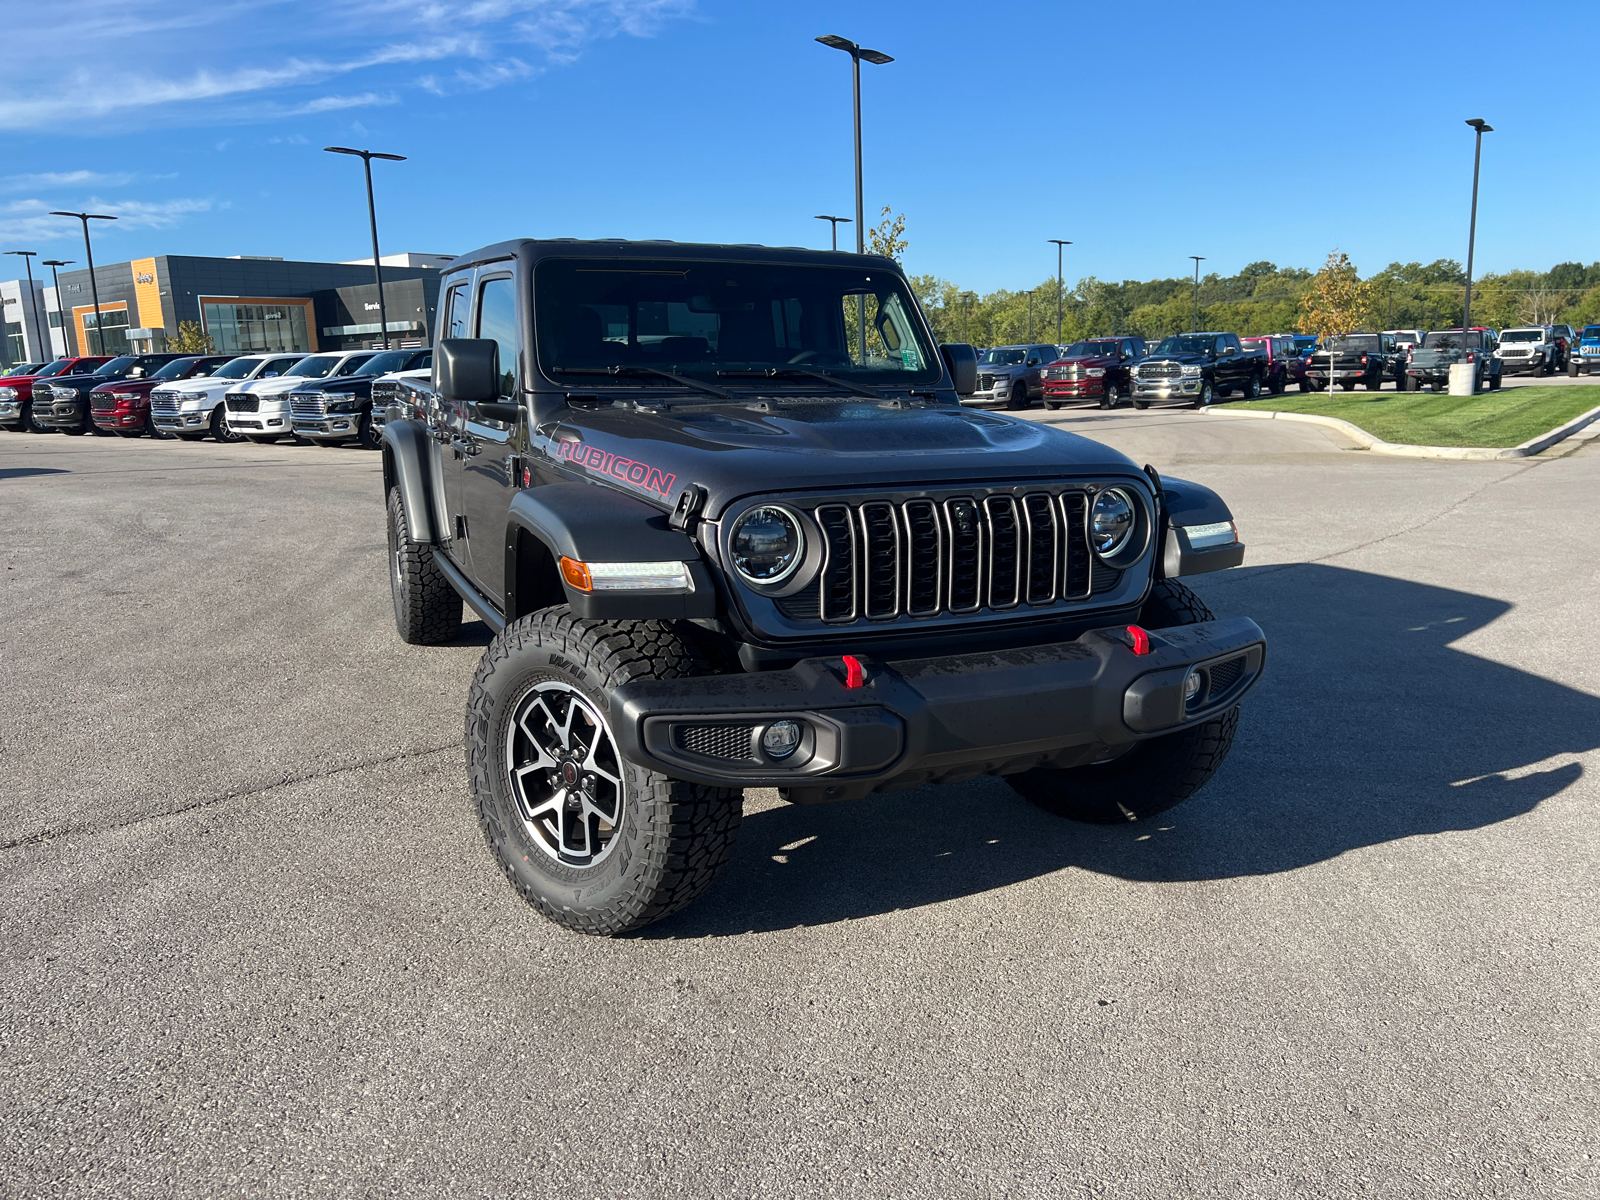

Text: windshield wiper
xmin=716 ymin=366 xmax=884 ymax=399
xmin=553 ymin=364 xmax=731 ymax=399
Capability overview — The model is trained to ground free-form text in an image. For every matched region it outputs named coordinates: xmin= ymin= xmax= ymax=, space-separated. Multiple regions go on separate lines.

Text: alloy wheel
xmin=505 ymin=680 xmax=625 ymax=868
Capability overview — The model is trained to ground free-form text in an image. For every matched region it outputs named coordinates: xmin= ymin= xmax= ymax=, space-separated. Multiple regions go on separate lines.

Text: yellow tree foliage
xmin=170 ymin=321 xmax=216 ymax=354
xmin=868 ymin=207 xmax=907 ymax=263
xmin=1297 ymin=251 xmax=1378 ymax=337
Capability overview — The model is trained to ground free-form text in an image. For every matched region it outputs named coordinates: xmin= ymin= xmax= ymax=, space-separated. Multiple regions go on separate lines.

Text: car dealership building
xmin=3 ymin=251 xmax=451 ymax=367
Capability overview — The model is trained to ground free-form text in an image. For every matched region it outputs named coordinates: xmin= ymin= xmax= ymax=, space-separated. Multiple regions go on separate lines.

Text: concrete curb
xmin=1203 ymin=400 xmax=1600 ymax=460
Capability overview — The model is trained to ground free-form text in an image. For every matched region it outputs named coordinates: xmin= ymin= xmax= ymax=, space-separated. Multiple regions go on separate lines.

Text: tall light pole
xmin=41 ymin=260 xmax=73 ymax=356
xmin=816 ymin=34 xmax=893 ymax=362
xmin=961 ymin=291 xmax=976 ymax=345
xmin=324 ymin=146 xmax=406 ymax=350
xmin=49 ymin=212 xmax=116 ymax=355
xmin=1188 ymin=256 xmax=1206 ymax=333
xmin=814 ymin=215 xmax=851 ymax=251
xmin=4 ymin=250 xmax=45 ymax=360
xmin=1049 ymin=239 xmax=1071 ymax=345
xmin=1462 ymin=119 xmax=1493 ymax=344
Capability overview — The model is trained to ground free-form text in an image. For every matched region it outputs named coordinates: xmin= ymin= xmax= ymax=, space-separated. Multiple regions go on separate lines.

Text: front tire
xmin=1007 ymin=381 xmax=1028 ymax=410
xmin=358 ymin=412 xmax=382 ymax=451
xmin=209 ymin=406 xmax=242 ymax=443
xmin=1008 ymin=579 xmax=1240 ymax=824
xmin=1193 ymin=381 xmax=1214 ymax=409
xmin=1099 ymin=383 xmax=1121 ymax=410
xmin=387 ymin=486 xmax=462 ymax=646
xmin=1569 ymin=361 xmax=1580 ymax=378
xmin=467 ymin=608 xmax=743 ymax=935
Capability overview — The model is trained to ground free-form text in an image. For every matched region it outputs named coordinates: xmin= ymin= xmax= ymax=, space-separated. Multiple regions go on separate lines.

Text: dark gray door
xmin=460 ymin=273 xmax=520 ymax=609
xmin=431 ymin=275 xmax=473 ymax=569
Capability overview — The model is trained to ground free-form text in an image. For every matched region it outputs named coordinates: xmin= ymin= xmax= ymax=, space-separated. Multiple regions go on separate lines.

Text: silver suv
xmin=1497 ymin=326 xmax=1561 ymax=376
xmin=964 ymin=344 xmax=1060 ymax=409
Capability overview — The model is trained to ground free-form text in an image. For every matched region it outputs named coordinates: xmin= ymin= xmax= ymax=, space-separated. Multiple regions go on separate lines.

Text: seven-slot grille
xmin=150 ymin=390 xmax=180 ymax=416
xmin=1137 ymin=361 xmax=1181 ymax=380
xmin=289 ymin=392 xmax=326 ymax=420
xmin=782 ymin=489 xmax=1111 ymax=626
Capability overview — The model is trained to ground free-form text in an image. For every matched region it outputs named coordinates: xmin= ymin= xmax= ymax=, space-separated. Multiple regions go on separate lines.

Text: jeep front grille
xmin=226 ymin=393 xmax=259 ymax=412
xmin=290 ymin=392 xmax=326 ymax=420
xmin=773 ymin=488 xmax=1123 ymax=627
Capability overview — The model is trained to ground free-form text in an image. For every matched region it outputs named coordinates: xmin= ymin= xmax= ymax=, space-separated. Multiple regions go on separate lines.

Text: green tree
xmin=868 ymin=207 xmax=907 ymax=263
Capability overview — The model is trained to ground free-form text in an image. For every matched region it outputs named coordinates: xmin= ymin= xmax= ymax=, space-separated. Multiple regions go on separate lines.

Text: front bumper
xmin=35 ymin=396 xmax=86 ymax=427
xmin=292 ymin=413 xmax=363 ymax=440
xmin=227 ymin=401 xmax=288 ymax=433
xmin=0 ymin=399 xmax=20 ymax=422
xmin=1133 ymin=377 xmax=1201 ymax=398
xmin=1044 ymin=379 xmax=1105 ymax=398
xmin=609 ymin=616 xmax=1266 ymax=798
xmin=156 ymin=409 xmax=213 ymax=432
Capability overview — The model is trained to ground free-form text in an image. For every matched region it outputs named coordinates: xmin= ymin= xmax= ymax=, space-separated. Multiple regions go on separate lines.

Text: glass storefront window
xmin=82 ymin=308 xmax=130 ymax=355
xmin=5 ymin=321 xmax=24 ymax=364
xmin=201 ymin=302 xmax=310 ymax=353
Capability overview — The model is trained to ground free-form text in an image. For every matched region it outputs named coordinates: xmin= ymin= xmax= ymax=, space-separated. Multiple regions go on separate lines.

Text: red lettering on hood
xmin=555 ymin=439 xmax=677 ymax=499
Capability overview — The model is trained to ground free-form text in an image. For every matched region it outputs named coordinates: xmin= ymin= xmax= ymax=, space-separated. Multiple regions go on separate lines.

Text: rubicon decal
xmin=555 ymin=440 xmax=678 ymax=498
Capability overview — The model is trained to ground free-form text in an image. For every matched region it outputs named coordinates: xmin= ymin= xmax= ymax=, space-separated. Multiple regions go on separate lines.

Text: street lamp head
xmin=1189 ymin=255 xmax=1206 ymax=262
xmin=5 ymin=250 xmax=38 ymax=257
xmin=1465 ymin=118 xmax=1493 ymax=133
xmin=815 ymin=34 xmax=893 ymax=63
xmin=1049 ymin=239 xmax=1072 ymax=248
xmin=49 ymin=211 xmax=117 ymax=222
xmin=42 ymin=259 xmax=73 ymax=267
xmin=325 ymin=146 xmax=406 ymax=161
xmin=813 ymin=215 xmax=851 ymax=223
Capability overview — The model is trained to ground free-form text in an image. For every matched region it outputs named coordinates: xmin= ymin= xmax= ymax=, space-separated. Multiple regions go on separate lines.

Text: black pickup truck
xmin=1306 ymin=332 xmax=1402 ymax=392
xmin=1130 ymin=332 xmax=1268 ymax=408
xmin=380 ymin=238 xmax=1266 ymax=935
xmin=288 ymin=346 xmax=432 ymax=449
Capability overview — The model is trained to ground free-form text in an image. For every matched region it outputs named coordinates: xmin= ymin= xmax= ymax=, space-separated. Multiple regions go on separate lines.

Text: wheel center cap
xmin=561 ymin=760 xmax=579 ymax=787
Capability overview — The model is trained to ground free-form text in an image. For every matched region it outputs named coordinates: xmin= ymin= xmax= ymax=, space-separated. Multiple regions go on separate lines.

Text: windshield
xmin=1063 ymin=341 xmax=1121 ymax=358
xmin=213 ymin=357 xmax=264 ymax=379
xmin=1154 ymin=336 xmax=1213 ymax=355
xmin=1330 ymin=335 xmax=1381 ymax=352
xmin=1422 ymin=331 xmax=1481 ymax=350
xmin=152 ymin=357 xmax=201 ymax=380
xmin=3 ymin=362 xmax=43 ymax=376
xmin=1499 ymin=330 xmax=1543 ymax=343
xmin=90 ymin=356 xmax=139 ymax=377
xmin=35 ymin=359 xmax=81 ymax=378
xmin=534 ymin=258 xmax=940 ymax=390
xmin=285 ymin=355 xmax=341 ymax=379
xmin=355 ymin=351 xmax=410 ymax=376
xmin=979 ymin=348 xmax=1028 ymax=365
xmin=1585 ymin=327 xmax=1600 ymax=340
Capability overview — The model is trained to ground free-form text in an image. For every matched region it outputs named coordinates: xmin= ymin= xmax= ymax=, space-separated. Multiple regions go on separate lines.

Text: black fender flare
xmin=381 ymin=418 xmax=436 ymax=544
xmin=506 ymin=483 xmax=717 ymax=620
xmin=1149 ymin=474 xmax=1245 ymax=578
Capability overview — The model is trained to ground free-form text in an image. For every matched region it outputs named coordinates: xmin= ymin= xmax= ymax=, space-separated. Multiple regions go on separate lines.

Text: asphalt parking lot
xmin=4 ymin=415 xmax=1598 ymax=1199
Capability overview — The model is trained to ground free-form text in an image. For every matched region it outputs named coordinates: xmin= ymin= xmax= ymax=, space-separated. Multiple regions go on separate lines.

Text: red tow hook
xmin=841 ymin=654 xmax=866 ymax=688
xmin=1125 ymin=625 xmax=1152 ymax=656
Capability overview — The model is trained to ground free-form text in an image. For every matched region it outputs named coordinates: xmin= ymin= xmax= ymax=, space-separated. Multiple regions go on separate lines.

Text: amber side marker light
xmin=559 ymin=557 xmax=691 ymax=592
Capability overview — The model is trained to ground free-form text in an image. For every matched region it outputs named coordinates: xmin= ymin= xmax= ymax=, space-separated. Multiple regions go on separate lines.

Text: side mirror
xmin=940 ymin=342 xmax=978 ymax=397
xmin=437 ymin=338 xmax=500 ymax=404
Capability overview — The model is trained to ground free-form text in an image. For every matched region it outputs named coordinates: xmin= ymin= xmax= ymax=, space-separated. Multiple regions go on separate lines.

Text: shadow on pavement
xmin=643 ymin=564 xmax=1596 ymax=938
xmin=0 ymin=467 xmax=70 ymax=480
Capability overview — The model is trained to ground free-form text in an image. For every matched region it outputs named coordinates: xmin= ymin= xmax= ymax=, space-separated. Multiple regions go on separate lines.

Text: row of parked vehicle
xmin=0 ymin=347 xmax=433 ymax=447
xmin=963 ymin=322 xmax=1600 ymax=411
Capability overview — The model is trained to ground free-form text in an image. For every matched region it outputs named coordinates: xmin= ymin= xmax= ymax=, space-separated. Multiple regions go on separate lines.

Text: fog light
xmin=1184 ymin=671 xmax=1202 ymax=702
xmin=762 ymin=720 xmax=802 ymax=760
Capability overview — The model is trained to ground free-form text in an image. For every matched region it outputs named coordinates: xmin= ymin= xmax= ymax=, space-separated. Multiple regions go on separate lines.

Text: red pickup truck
xmin=0 ymin=357 xmax=112 ymax=433
xmin=90 ymin=355 xmax=237 ymax=437
xmin=1041 ymin=336 xmax=1147 ymax=409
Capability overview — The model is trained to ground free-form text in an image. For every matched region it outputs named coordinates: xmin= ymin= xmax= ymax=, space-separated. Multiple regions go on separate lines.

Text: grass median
xmin=1215 ymin=384 xmax=1600 ymax=448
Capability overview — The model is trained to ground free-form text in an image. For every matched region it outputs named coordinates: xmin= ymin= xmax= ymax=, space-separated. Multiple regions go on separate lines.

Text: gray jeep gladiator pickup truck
xmin=382 ymin=238 xmax=1266 ymax=935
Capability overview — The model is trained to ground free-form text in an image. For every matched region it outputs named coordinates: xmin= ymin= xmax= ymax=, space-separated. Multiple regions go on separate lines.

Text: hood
xmin=298 ymin=377 xmax=372 ymax=395
xmin=235 ymin=375 xmax=311 ymax=396
xmin=537 ymin=397 xmax=1144 ymax=517
xmin=162 ymin=374 xmax=232 ymax=394
xmin=46 ymin=371 xmax=122 ymax=391
xmin=1140 ymin=351 xmax=1207 ymax=366
xmin=1052 ymin=354 xmax=1119 ymax=368
xmin=92 ymin=377 xmax=161 ymax=394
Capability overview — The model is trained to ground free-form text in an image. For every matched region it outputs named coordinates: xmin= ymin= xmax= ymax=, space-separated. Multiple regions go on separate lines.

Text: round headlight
xmin=1090 ymin=488 xmax=1135 ymax=556
xmin=730 ymin=506 xmax=804 ymax=584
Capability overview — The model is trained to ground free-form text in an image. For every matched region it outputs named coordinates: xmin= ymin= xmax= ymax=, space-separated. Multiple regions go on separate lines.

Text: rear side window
xmin=441 ymin=279 xmax=470 ymax=341
xmin=477 ymin=277 xmax=517 ymax=397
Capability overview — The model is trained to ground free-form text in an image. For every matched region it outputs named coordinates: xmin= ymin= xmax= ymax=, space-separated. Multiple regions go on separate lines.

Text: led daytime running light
xmin=559 ymin=557 xmax=690 ymax=592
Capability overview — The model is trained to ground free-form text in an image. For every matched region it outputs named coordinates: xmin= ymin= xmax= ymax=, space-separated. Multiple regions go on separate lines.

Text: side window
xmin=1216 ymin=336 xmax=1229 ymax=354
xmin=441 ymin=280 xmax=470 ymax=341
xmin=476 ymin=276 xmax=518 ymax=397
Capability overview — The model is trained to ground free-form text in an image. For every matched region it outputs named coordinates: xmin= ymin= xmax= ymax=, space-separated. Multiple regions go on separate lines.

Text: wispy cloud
xmin=0 ymin=170 xmax=139 ymax=192
xmin=0 ymin=197 xmax=213 ymax=243
xmin=0 ymin=1 xmax=692 ymax=130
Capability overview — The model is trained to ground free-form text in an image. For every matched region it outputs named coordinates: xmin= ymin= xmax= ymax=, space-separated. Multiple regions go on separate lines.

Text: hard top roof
xmin=442 ymin=237 xmax=900 ymax=275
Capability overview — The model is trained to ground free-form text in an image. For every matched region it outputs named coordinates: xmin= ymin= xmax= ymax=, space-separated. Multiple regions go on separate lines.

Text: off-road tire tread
xmin=387 ymin=487 xmax=461 ymax=645
xmin=467 ymin=607 xmax=741 ymax=935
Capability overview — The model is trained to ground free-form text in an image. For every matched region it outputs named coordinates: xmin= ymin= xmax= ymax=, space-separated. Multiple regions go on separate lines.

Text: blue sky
xmin=1 ymin=0 xmax=1589 ymax=293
